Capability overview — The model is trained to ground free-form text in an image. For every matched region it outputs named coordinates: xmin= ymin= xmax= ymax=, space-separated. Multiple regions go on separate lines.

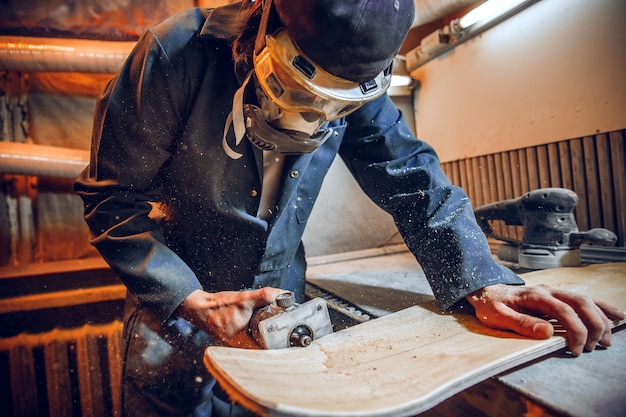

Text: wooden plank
xmin=44 ymin=333 xmax=73 ymax=417
xmin=499 ymin=152 xmax=513 ymax=200
xmin=488 ymin=153 xmax=506 ymax=244
xmin=485 ymin=154 xmax=497 ymax=204
xmin=570 ymin=138 xmax=589 ymax=231
xmin=583 ymin=136 xmax=602 ymax=229
xmin=547 ymin=142 xmax=561 ymax=187
xmin=497 ymin=152 xmax=518 ymax=241
xmin=493 ymin=153 xmax=506 ymax=202
xmin=596 ymin=133 xmax=616 ymax=233
xmin=106 ymin=322 xmax=123 ymax=417
xmin=457 ymin=159 xmax=469 ymax=199
xmin=462 ymin=158 xmax=476 ymax=207
xmin=205 ymin=263 xmax=626 ymax=417
xmin=478 ymin=156 xmax=490 ymax=207
xmin=508 ymin=150 xmax=524 ymax=241
xmin=525 ymin=147 xmax=539 ymax=191
xmin=470 ymin=157 xmax=482 ymax=207
xmin=609 ymin=131 xmax=626 ymax=246
xmin=9 ymin=343 xmax=38 ymax=416
xmin=536 ymin=144 xmax=550 ymax=188
xmin=447 ymin=160 xmax=461 ymax=188
xmin=558 ymin=140 xmax=574 ymax=191
xmin=509 ymin=151 xmax=522 ymax=198
xmin=76 ymin=328 xmax=105 ymax=417
xmin=517 ymin=149 xmax=530 ymax=195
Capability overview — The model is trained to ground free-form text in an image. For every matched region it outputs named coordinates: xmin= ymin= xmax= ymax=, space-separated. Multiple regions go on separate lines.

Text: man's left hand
xmin=467 ymin=284 xmax=625 ymax=356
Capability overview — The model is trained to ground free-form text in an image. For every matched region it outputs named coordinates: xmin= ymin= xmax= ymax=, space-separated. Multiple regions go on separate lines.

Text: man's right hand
xmin=176 ymin=287 xmax=285 ymax=349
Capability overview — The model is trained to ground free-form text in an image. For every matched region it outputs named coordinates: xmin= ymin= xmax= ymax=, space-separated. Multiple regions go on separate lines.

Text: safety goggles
xmin=253 ymin=29 xmax=392 ymax=121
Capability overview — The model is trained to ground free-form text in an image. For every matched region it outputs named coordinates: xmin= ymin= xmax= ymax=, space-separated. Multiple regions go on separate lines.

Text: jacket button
xmin=250 ymin=189 xmax=258 ymax=197
xmin=290 ymin=170 xmax=299 ymax=179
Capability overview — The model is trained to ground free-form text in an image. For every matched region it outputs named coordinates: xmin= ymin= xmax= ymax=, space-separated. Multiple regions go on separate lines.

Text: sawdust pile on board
xmin=316 ymin=310 xmax=517 ymax=374
xmin=319 ymin=335 xmax=416 ymax=374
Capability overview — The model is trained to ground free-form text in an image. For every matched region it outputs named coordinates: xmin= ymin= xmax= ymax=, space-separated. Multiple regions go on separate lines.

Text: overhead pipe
xmin=0 ymin=142 xmax=89 ymax=179
xmin=0 ymin=2 xmax=482 ymax=73
xmin=0 ymin=36 xmax=126 ymax=178
xmin=0 ymin=36 xmax=135 ymax=73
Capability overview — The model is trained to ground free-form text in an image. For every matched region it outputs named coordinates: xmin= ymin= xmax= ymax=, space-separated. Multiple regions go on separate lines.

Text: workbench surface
xmin=306 ymin=245 xmax=626 ymax=417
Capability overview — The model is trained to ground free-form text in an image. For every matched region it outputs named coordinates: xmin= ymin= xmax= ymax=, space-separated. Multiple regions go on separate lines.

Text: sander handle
xmin=474 ymin=198 xmax=523 ymax=245
xmin=569 ymin=228 xmax=618 ymax=247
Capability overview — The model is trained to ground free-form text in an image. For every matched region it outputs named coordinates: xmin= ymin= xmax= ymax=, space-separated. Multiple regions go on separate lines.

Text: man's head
xmin=274 ymin=0 xmax=415 ymax=83
xmin=244 ymin=0 xmax=415 ymax=154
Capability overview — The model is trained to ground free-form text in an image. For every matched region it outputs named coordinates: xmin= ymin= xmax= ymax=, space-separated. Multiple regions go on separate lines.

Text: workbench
xmin=305 ymin=245 xmax=626 ymax=417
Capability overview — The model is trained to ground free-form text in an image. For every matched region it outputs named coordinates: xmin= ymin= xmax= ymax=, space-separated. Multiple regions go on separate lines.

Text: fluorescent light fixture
xmin=405 ymin=0 xmax=538 ymax=72
xmin=391 ymin=74 xmax=413 ymax=88
xmin=452 ymin=0 xmax=531 ymax=36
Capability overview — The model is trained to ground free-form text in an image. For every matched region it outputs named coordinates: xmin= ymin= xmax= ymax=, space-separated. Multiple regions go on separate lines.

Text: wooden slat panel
xmin=438 ymin=129 xmax=626 ymax=250
xmin=0 ymin=323 xmax=123 ymax=417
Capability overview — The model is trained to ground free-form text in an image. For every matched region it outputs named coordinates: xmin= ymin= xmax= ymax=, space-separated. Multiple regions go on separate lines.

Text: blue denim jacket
xmin=74 ymin=5 xmax=523 ymax=325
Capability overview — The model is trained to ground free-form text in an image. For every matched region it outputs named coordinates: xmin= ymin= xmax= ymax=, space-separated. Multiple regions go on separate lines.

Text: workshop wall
xmin=409 ymin=0 xmax=626 ymax=250
xmin=409 ymin=0 xmax=626 ymax=162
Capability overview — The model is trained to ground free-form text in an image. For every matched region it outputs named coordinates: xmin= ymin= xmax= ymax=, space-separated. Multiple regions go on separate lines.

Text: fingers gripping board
xmin=204 ymin=263 xmax=626 ymax=417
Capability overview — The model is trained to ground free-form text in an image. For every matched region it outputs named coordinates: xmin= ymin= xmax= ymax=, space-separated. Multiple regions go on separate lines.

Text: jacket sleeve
xmin=341 ymin=95 xmax=524 ymax=310
xmin=74 ymin=14 xmax=206 ymax=324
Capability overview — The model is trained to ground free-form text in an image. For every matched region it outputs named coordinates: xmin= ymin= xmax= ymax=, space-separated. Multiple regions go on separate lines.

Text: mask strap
xmin=254 ymin=0 xmax=273 ymax=55
xmin=222 ymin=70 xmax=254 ymax=159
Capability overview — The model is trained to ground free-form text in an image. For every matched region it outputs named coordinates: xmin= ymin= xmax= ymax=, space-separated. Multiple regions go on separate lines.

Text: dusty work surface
xmin=496 ymin=323 xmax=626 ymax=417
xmin=307 ymin=248 xmax=626 ymax=417
xmin=205 ymin=250 xmax=626 ymax=417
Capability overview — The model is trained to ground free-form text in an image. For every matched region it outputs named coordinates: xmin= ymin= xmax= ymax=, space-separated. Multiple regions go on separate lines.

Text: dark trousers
xmin=121 ymin=294 xmax=257 ymax=417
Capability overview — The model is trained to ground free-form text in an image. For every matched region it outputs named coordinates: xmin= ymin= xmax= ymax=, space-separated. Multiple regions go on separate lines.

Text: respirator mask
xmin=242 ymin=0 xmax=392 ymax=154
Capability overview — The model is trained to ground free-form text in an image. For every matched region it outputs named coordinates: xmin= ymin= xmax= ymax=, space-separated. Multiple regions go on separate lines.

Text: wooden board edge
xmin=203 ymin=347 xmax=274 ymax=416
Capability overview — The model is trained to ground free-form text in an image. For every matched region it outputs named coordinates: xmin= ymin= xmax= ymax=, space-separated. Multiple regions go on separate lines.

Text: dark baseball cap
xmin=274 ymin=0 xmax=415 ymax=83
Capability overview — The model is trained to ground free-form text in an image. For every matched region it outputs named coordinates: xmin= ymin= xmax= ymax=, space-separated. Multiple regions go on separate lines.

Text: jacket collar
xmin=199 ymin=1 xmax=247 ymax=42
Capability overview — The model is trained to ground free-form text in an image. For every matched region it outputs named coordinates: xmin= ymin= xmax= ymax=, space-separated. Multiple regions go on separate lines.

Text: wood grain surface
xmin=204 ymin=263 xmax=626 ymax=417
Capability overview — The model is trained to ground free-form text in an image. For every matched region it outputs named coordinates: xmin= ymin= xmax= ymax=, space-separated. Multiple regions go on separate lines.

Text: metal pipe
xmin=0 ymin=36 xmax=135 ymax=73
xmin=0 ymin=142 xmax=89 ymax=179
